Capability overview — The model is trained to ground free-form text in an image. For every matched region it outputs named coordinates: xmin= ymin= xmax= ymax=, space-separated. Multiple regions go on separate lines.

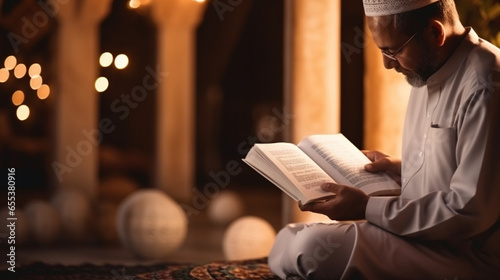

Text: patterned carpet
xmin=0 ymin=258 xmax=281 ymax=280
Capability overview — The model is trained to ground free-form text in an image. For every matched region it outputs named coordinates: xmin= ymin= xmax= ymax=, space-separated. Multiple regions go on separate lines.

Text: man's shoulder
xmin=467 ymin=37 xmax=500 ymax=71
xmin=459 ymin=37 xmax=500 ymax=94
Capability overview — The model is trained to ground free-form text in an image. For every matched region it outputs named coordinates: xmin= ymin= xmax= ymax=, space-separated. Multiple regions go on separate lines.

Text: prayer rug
xmin=0 ymin=258 xmax=281 ymax=280
xmin=136 ymin=258 xmax=280 ymax=279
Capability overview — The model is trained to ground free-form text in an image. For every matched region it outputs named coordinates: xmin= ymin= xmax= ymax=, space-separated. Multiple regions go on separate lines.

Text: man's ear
xmin=427 ymin=20 xmax=446 ymax=47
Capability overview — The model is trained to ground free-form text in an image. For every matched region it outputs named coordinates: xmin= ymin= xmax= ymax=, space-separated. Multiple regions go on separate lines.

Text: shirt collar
xmin=426 ymin=27 xmax=478 ymax=86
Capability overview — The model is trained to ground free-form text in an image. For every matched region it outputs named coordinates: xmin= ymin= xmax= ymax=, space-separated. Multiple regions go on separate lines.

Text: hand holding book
xmin=243 ymin=134 xmax=401 ymax=206
xmin=302 ymin=150 xmax=402 ymax=220
xmin=363 ymin=150 xmax=402 ymax=185
xmin=299 ymin=181 xmax=369 ymax=221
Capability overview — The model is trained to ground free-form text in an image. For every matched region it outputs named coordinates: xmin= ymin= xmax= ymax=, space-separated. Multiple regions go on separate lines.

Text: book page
xmin=299 ymin=134 xmax=400 ymax=196
xmin=244 ymin=143 xmax=333 ymax=203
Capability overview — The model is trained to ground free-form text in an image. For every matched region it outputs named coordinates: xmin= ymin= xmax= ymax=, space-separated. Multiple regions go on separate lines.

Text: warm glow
xmin=14 ymin=63 xmax=27 ymax=79
xmin=128 ymin=0 xmax=141 ymax=9
xmin=30 ymin=75 xmax=43 ymax=90
xmin=128 ymin=0 xmax=150 ymax=8
xmin=4 ymin=55 xmax=16 ymax=70
xmin=37 ymin=84 xmax=50 ymax=100
xmin=16 ymin=105 xmax=30 ymax=121
xmin=0 ymin=68 xmax=8 ymax=83
xmin=114 ymin=54 xmax=129 ymax=69
xmin=194 ymin=0 xmax=205 ymax=2
xmin=12 ymin=90 xmax=25 ymax=106
xmin=95 ymin=77 xmax=109 ymax=92
xmin=100 ymin=52 xmax=113 ymax=67
xmin=364 ymin=26 xmax=410 ymax=158
xmin=28 ymin=63 xmax=42 ymax=77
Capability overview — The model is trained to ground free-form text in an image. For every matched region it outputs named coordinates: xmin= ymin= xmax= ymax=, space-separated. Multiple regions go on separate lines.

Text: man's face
xmin=366 ymin=16 xmax=439 ymax=87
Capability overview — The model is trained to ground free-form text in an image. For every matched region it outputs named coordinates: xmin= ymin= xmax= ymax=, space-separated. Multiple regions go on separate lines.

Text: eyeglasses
xmin=381 ymin=32 xmax=418 ymax=61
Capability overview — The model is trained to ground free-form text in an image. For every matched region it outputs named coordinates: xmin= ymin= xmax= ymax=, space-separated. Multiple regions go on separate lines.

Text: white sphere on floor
xmin=222 ymin=216 xmax=276 ymax=261
xmin=0 ymin=208 xmax=29 ymax=245
xmin=116 ymin=189 xmax=188 ymax=259
xmin=51 ymin=188 xmax=91 ymax=243
xmin=24 ymin=200 xmax=61 ymax=245
xmin=207 ymin=191 xmax=244 ymax=225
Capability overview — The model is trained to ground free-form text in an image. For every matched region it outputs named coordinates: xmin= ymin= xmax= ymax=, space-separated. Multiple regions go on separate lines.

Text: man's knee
xmin=280 ymin=223 xmax=356 ymax=278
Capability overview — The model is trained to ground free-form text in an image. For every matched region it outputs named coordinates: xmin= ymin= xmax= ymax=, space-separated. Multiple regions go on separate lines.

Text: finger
xmin=299 ymin=202 xmax=313 ymax=211
xmin=300 ymin=201 xmax=320 ymax=212
xmin=300 ymin=199 xmax=330 ymax=213
xmin=362 ymin=150 xmax=378 ymax=172
xmin=364 ymin=163 xmax=376 ymax=172
xmin=365 ymin=158 xmax=392 ymax=173
xmin=363 ymin=150 xmax=391 ymax=162
xmin=361 ymin=150 xmax=376 ymax=161
xmin=320 ymin=182 xmax=339 ymax=193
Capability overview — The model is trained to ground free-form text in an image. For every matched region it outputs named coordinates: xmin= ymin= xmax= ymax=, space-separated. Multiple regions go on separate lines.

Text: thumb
xmin=365 ymin=159 xmax=391 ymax=173
xmin=320 ymin=182 xmax=339 ymax=193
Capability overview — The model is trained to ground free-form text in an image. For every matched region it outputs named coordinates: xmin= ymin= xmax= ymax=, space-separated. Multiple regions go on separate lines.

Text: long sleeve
xmin=366 ymin=29 xmax=500 ymax=241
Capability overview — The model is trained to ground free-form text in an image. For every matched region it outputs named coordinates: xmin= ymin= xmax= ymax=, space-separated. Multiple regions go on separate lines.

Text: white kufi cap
xmin=363 ymin=0 xmax=440 ymax=16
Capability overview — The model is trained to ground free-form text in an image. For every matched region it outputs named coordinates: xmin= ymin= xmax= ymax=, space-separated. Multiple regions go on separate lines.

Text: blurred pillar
xmin=364 ymin=24 xmax=410 ymax=158
xmin=52 ymin=0 xmax=112 ymax=197
xmin=283 ymin=0 xmax=341 ymax=224
xmin=151 ymin=0 xmax=207 ymax=202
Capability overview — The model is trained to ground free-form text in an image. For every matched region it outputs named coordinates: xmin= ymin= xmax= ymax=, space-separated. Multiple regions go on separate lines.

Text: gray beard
xmin=403 ymin=41 xmax=441 ymax=88
xmin=404 ymin=72 xmax=428 ymax=87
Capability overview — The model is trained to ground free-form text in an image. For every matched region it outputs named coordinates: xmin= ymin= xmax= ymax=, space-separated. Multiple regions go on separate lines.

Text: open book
xmin=243 ymin=134 xmax=401 ymax=205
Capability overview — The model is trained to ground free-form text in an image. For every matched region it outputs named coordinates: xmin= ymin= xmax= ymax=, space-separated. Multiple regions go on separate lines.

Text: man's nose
xmin=382 ymin=55 xmax=398 ymax=69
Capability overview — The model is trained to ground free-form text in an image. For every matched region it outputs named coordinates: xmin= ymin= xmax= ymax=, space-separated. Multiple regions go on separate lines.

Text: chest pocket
xmin=422 ymin=127 xmax=457 ymax=192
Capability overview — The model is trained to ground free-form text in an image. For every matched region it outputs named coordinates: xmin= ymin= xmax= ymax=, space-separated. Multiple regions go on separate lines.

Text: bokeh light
xmin=12 ymin=90 xmax=25 ymax=106
xmin=128 ymin=0 xmax=150 ymax=8
xmin=14 ymin=63 xmax=27 ymax=79
xmin=4 ymin=55 xmax=16 ymax=70
xmin=37 ymin=84 xmax=51 ymax=100
xmin=29 ymin=63 xmax=42 ymax=77
xmin=16 ymin=105 xmax=30 ymax=121
xmin=100 ymin=52 xmax=113 ymax=67
xmin=2 ymin=59 xmax=51 ymax=121
xmin=0 ymin=68 xmax=9 ymax=83
xmin=114 ymin=54 xmax=129 ymax=69
xmin=95 ymin=77 xmax=109 ymax=92
xmin=30 ymin=75 xmax=43 ymax=90
xmin=128 ymin=0 xmax=140 ymax=9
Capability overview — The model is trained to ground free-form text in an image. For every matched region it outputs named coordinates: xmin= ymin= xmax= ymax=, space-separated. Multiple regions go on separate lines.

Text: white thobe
xmin=268 ymin=28 xmax=500 ymax=279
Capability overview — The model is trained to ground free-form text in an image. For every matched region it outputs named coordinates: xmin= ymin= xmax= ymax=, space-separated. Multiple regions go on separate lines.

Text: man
xmin=268 ymin=0 xmax=500 ymax=279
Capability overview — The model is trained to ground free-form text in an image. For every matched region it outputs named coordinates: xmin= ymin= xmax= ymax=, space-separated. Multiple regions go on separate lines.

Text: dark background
xmin=0 ymin=0 xmax=366 ymax=195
